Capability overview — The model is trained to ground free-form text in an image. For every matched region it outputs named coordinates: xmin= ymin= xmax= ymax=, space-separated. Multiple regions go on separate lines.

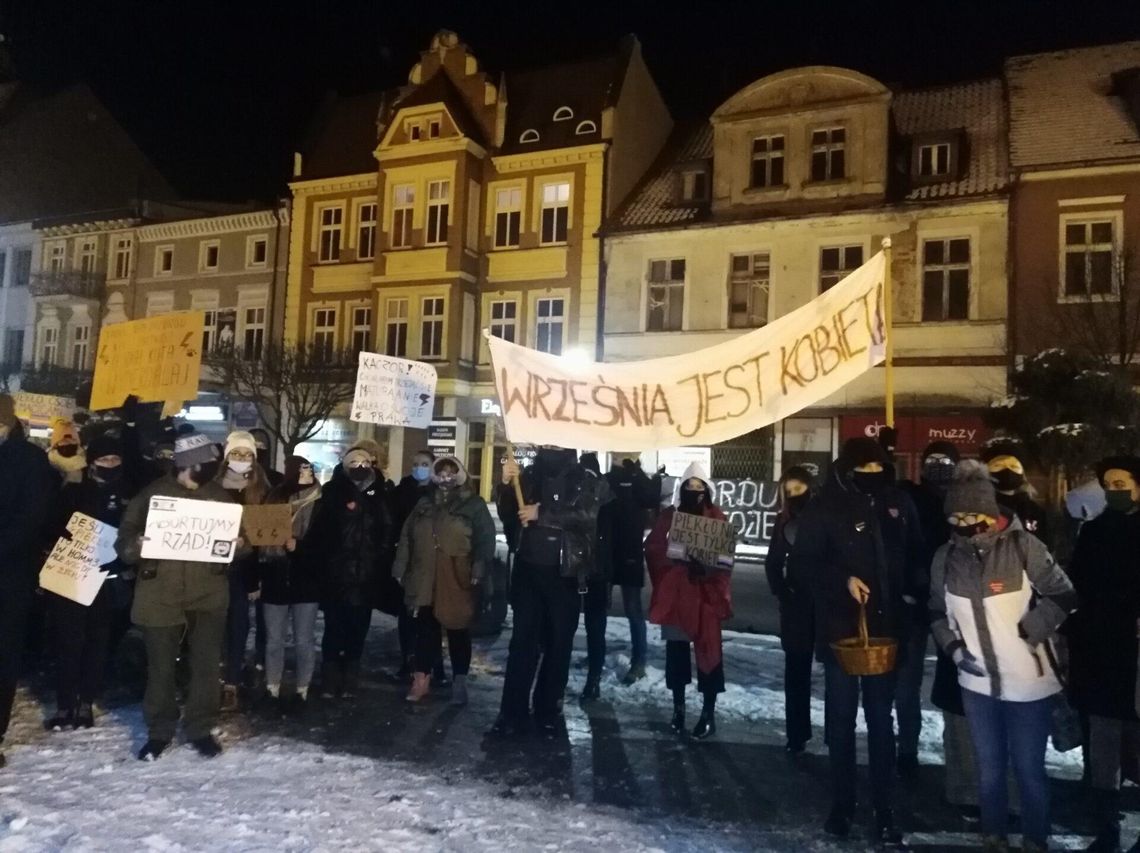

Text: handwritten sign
xmin=350 ymin=352 xmax=437 ymax=428
xmin=90 ymin=311 xmax=205 ymax=411
xmin=711 ymin=480 xmax=781 ymax=545
xmin=141 ymin=496 xmax=243 ymax=564
xmin=14 ymin=392 xmax=75 ymax=428
xmin=488 ymin=251 xmax=886 ymax=452
xmin=241 ymin=503 xmax=293 ymax=546
xmin=666 ymin=511 xmax=737 ymax=569
xmin=40 ymin=512 xmax=118 ymax=606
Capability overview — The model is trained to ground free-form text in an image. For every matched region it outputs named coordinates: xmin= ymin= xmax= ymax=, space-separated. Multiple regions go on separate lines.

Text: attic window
xmin=519 ymin=129 xmax=540 ymax=143
xmin=429 ymin=118 xmax=441 ymax=139
xmin=553 ymin=106 xmax=574 ymax=121
xmin=919 ymin=142 xmax=951 ymax=177
xmin=681 ymin=168 xmax=709 ymax=203
xmin=575 ymin=120 xmax=597 ymax=135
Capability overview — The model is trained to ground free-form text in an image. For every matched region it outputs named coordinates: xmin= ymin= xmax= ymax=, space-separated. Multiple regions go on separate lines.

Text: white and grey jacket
xmin=929 ymin=516 xmax=1077 ymax=702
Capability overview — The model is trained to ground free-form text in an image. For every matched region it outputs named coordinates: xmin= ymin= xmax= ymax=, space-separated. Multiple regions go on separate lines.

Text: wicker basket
xmin=830 ymin=602 xmax=898 ymax=676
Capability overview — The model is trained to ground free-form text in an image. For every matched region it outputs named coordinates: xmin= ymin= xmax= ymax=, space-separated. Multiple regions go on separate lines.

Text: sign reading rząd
xmin=351 ymin=352 xmax=437 ymax=430
xmin=40 ymin=512 xmax=119 ymax=606
xmin=141 ymin=497 xmax=244 ymax=564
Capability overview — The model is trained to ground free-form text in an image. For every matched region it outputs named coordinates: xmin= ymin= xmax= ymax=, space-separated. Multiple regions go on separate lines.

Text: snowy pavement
xmin=0 ymin=614 xmax=1120 ymax=851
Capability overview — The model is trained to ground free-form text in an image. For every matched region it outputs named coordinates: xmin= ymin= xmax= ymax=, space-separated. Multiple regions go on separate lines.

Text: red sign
xmin=839 ymin=412 xmax=991 ymax=456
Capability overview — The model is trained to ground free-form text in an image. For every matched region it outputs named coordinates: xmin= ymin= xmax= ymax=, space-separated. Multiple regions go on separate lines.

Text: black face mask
xmin=679 ymin=488 xmax=706 ymax=514
xmin=991 ymin=469 xmax=1025 ymax=493
xmin=953 ymin=521 xmax=991 ymax=538
xmin=922 ymin=461 xmax=956 ymax=488
xmin=347 ymin=466 xmax=373 ymax=483
xmin=92 ymin=464 xmax=122 ymax=485
xmin=852 ymin=470 xmax=887 ymax=494
xmin=536 ymin=448 xmax=576 ymax=475
xmin=189 ymin=460 xmax=220 ymax=485
xmin=56 ymin=444 xmax=79 ymax=458
xmin=784 ymin=493 xmax=810 ymax=515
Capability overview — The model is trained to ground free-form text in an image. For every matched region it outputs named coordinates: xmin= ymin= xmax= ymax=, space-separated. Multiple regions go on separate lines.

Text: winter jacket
xmin=115 ymin=476 xmax=239 ymax=627
xmin=1066 ymin=508 xmax=1140 ymax=719
xmin=766 ymin=509 xmax=815 ymax=655
xmin=0 ymin=427 xmax=56 ymax=593
xmin=998 ymin=491 xmax=1050 ymax=544
xmin=220 ymin=463 xmax=272 ymax=594
xmin=793 ymin=463 xmax=926 ymax=660
xmin=392 ymin=459 xmax=495 ymax=612
xmin=391 ymin=475 xmax=432 ymax=538
xmin=259 ymin=483 xmax=323 ymax=606
xmin=929 ymin=515 xmax=1077 ymax=702
xmin=305 ymin=472 xmax=394 ymax=608
xmin=603 ymin=461 xmax=660 ymax=588
xmin=645 ymin=464 xmax=733 ymax=674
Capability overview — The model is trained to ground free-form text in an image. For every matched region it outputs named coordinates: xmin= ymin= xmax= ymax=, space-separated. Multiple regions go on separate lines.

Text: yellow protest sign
xmin=89 ymin=312 xmax=205 ymax=412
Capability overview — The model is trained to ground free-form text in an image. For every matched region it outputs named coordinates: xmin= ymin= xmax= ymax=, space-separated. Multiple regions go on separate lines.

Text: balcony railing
xmin=29 ymin=270 xmax=106 ymax=300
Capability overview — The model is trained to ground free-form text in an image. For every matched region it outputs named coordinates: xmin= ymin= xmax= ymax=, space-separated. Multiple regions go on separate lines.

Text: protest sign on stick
xmin=14 ymin=392 xmax=75 ymax=428
xmin=666 ymin=511 xmax=737 ymax=570
xmin=90 ymin=312 xmax=205 ymax=411
xmin=350 ymin=352 xmax=437 ymax=429
xmin=141 ymin=497 xmax=243 ymax=564
xmin=242 ymin=504 xmax=293 ymax=547
xmin=40 ymin=512 xmax=118 ymax=606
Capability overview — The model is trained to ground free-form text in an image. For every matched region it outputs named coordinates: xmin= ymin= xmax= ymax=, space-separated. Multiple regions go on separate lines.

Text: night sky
xmin=5 ymin=0 xmax=1140 ymax=202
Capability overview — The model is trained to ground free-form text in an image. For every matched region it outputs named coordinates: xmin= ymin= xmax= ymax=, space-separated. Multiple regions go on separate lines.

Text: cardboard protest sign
xmin=13 ymin=392 xmax=75 ymax=428
xmin=351 ymin=352 xmax=437 ymax=429
xmin=141 ymin=496 xmax=243 ymax=564
xmin=488 ymin=251 xmax=886 ymax=452
xmin=241 ymin=503 xmax=293 ymax=547
xmin=39 ymin=512 xmax=118 ymax=606
xmin=90 ymin=311 xmax=205 ymax=411
xmin=666 ymin=511 xmax=737 ymax=570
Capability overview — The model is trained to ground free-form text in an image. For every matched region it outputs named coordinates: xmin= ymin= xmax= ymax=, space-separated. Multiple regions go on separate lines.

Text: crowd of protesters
xmin=1 ymin=389 xmax=1139 ymax=851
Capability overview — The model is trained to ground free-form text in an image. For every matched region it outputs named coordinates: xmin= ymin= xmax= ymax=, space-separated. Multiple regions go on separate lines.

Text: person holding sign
xmin=44 ymin=432 xmax=138 ymax=731
xmin=115 ymin=426 xmax=242 ymax=761
xmin=0 ymin=394 xmax=57 ymax=770
xmin=644 ymin=463 xmax=733 ymax=740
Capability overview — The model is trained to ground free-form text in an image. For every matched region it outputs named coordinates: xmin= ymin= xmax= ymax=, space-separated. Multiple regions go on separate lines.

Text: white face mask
xmin=229 ymin=460 xmax=253 ymax=475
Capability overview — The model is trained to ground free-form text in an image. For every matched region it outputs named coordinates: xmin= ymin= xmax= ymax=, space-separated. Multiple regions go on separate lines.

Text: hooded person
xmin=48 ymin=417 xmax=86 ymax=484
xmin=645 ymin=463 xmax=734 ymax=740
xmin=792 ymin=436 xmax=925 ymax=843
xmin=0 ymin=394 xmax=57 ymax=769
xmin=1066 ymin=454 xmax=1140 ymax=852
xmin=491 ymin=445 xmax=608 ymax=737
xmin=929 ymin=461 xmax=1076 ymax=853
xmin=388 ymin=450 xmax=436 ymax=680
xmin=982 ymin=440 xmax=1049 ymax=543
xmin=304 ymin=445 xmax=394 ymax=699
xmin=392 ymin=455 xmax=495 ymax=706
xmin=765 ymin=465 xmax=816 ymax=753
xmin=248 ymin=428 xmax=284 ymax=488
xmin=115 ymin=425 xmax=243 ymax=760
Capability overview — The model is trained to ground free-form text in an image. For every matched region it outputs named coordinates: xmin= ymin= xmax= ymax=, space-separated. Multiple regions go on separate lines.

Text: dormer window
xmin=553 ymin=106 xmax=574 ymax=121
xmin=918 ymin=142 xmax=951 ymax=177
xmin=519 ymin=129 xmax=540 ymax=143
xmin=681 ymin=167 xmax=709 ymax=203
xmin=575 ymin=120 xmax=597 ymax=135
xmin=912 ymin=135 xmax=961 ymax=181
xmin=751 ymin=135 xmax=785 ymax=188
xmin=810 ymin=127 xmax=846 ymax=182
xmin=429 ymin=118 xmax=441 ymax=139
xmin=410 ymin=123 xmax=423 ymax=141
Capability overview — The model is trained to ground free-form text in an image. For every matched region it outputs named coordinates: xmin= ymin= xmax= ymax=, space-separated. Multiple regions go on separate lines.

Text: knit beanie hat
xmin=224 ymin=430 xmax=257 ymax=459
xmin=1095 ymin=455 xmax=1140 ymax=487
xmin=782 ymin=465 xmax=815 ymax=488
xmin=349 ymin=438 xmax=386 ymax=469
xmin=944 ymin=459 xmax=1000 ymax=518
xmin=981 ymin=439 xmax=1023 ymax=465
xmin=841 ymin=436 xmax=888 ymax=469
xmin=174 ymin=427 xmax=219 ymax=469
xmin=85 ymin=432 xmax=123 ymax=463
xmin=922 ymin=440 xmax=961 ymax=463
xmin=51 ymin=418 xmax=80 ymax=448
xmin=342 ymin=448 xmax=372 ymax=468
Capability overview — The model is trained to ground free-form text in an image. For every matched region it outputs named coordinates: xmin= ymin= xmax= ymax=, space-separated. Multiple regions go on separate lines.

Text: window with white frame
xmin=391 ymin=185 xmax=414 ymax=249
xmin=751 ymin=135 xmax=785 ymax=188
xmin=681 ymin=169 xmax=708 ymax=202
xmin=575 ymin=120 xmax=597 ymax=135
xmin=729 ymin=252 xmax=771 ymax=329
xmin=357 ymin=203 xmax=377 ymax=260
xmin=922 ymin=237 xmax=970 ymax=321
xmin=421 ymin=297 xmax=445 ymax=359
xmin=71 ymin=324 xmax=90 ymax=368
xmin=385 ymin=298 xmax=408 ymax=358
xmin=350 ymin=306 xmax=372 ymax=353
xmin=408 ymin=120 xmax=423 ymax=141
xmin=112 ymin=237 xmax=132 ymax=279
xmin=810 ymin=127 xmax=846 ymax=182
xmin=426 ymin=181 xmax=450 ymax=245
xmin=535 ymin=297 xmax=565 ymax=355
xmin=494 ymin=187 xmax=522 ymax=248
xmin=242 ymin=306 xmax=266 ymax=359
xmin=1063 ymin=217 xmax=1118 ymax=298
xmin=247 ymin=236 xmax=268 ymax=268
xmin=428 ymin=118 xmax=441 ymax=139
xmin=819 ymin=244 xmax=863 ymax=291
xmin=540 ymin=182 xmax=570 ymax=244
xmin=318 ymin=206 xmax=343 ymax=262
xmin=47 ymin=243 xmax=66 ymax=273
xmin=199 ymin=240 xmax=220 ymax=272
xmin=553 ymin=106 xmax=574 ymax=121
xmin=201 ymin=309 xmax=218 ymax=353
xmin=519 ymin=129 xmax=540 ymax=144
xmin=77 ymin=238 xmax=98 ymax=274
xmin=647 ymin=258 xmax=686 ymax=332
xmin=312 ymin=307 xmax=337 ymax=359
xmin=918 ymin=143 xmax=951 ymax=177
xmin=155 ymin=245 xmax=174 ymax=276
xmin=488 ymin=299 xmax=518 ymax=344
xmin=40 ymin=326 xmax=59 ymax=366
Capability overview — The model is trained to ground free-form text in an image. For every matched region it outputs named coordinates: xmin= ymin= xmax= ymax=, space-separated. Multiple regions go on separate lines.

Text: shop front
xmin=838 ymin=411 xmax=991 ymax=481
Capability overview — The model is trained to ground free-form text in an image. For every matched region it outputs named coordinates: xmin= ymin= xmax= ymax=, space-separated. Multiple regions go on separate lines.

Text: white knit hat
xmin=224 ymin=430 xmax=257 ymax=459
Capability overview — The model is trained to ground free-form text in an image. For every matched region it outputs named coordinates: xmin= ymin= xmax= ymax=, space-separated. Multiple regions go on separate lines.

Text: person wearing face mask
xmin=1065 ymin=455 xmax=1140 ymax=852
xmin=793 ymin=437 xmax=925 ymax=843
xmin=393 ymin=456 xmax=495 ymax=705
xmin=0 ymin=394 xmax=56 ymax=770
xmin=388 ymin=451 xmax=436 ymax=680
xmin=48 ymin=418 xmax=87 ymax=485
xmin=982 ymin=441 xmax=1049 ymax=544
xmin=43 ymin=432 xmax=138 ymax=731
xmin=258 ymin=456 xmax=324 ymax=713
xmin=929 ymin=460 xmax=1076 ymax=853
xmin=306 ymin=447 xmax=394 ymax=699
xmin=215 ymin=430 xmax=271 ymax=712
xmin=115 ymin=426 xmax=245 ymax=760
xmin=765 ymin=466 xmax=816 ymax=753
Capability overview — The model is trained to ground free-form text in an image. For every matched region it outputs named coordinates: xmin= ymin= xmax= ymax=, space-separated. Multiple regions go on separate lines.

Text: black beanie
xmin=1095 ymin=455 xmax=1140 ymax=487
xmin=86 ymin=432 xmax=123 ymax=462
xmin=981 ymin=439 xmax=1023 ymax=465
xmin=922 ymin=440 xmax=961 ymax=463
xmin=782 ymin=465 xmax=815 ymax=488
xmin=842 ymin=436 xmax=888 ymax=469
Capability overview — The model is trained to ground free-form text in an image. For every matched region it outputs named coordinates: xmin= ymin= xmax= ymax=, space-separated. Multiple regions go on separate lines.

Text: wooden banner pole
xmin=882 ymin=237 xmax=895 ymax=428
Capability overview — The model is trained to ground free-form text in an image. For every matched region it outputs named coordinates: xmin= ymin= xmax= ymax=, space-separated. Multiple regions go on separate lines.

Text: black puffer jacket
xmin=307 ymin=473 xmax=394 ymax=608
xmin=391 ymin=474 xmax=431 ymax=538
xmin=603 ymin=461 xmax=660 ymax=587
xmin=0 ymin=425 xmax=57 ymax=593
xmin=793 ymin=461 xmax=926 ymax=660
xmin=766 ymin=507 xmax=816 ymax=655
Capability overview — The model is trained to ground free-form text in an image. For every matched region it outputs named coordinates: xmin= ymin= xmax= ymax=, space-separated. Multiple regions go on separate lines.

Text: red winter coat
xmin=646 ymin=505 xmax=733 ymax=674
